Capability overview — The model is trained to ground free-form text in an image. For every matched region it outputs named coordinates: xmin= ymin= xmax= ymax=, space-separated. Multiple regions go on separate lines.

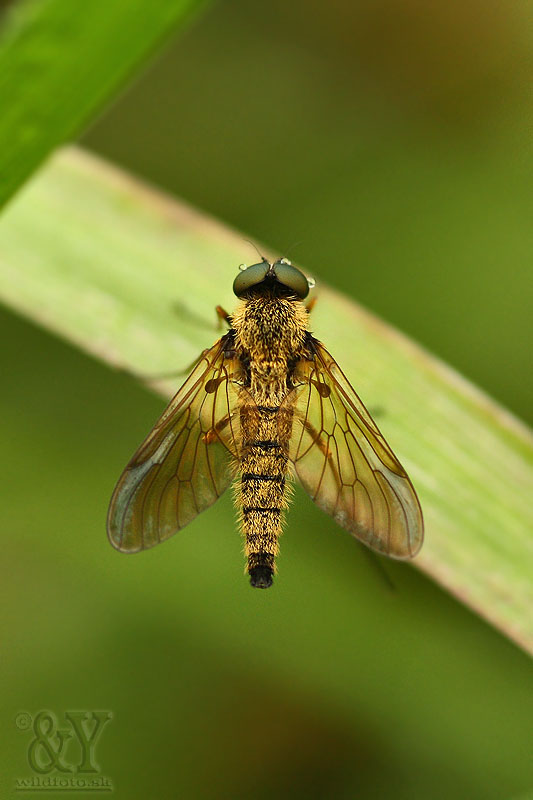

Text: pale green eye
xmin=232 ymin=261 xmax=270 ymax=297
xmin=233 ymin=258 xmax=311 ymax=299
xmin=272 ymin=259 xmax=310 ymax=299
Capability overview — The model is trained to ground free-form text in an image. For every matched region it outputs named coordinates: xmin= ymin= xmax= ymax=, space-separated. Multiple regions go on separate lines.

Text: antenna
xmin=243 ymin=238 xmax=268 ymax=263
xmin=282 ymin=240 xmax=303 ymax=261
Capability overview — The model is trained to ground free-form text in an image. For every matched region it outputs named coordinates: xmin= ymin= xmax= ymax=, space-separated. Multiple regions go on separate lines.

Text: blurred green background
xmin=2 ymin=1 xmax=533 ymax=798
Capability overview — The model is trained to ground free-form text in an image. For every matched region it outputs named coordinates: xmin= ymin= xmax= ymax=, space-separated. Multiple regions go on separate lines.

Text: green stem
xmin=0 ymin=146 xmax=531 ymax=653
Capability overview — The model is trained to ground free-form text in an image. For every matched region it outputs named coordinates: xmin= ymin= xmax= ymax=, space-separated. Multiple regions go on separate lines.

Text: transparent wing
xmin=107 ymin=336 xmax=243 ymax=553
xmin=287 ymin=339 xmax=424 ymax=559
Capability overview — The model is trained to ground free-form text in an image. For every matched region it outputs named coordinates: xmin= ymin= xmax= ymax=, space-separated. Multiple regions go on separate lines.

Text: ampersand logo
xmin=28 ymin=711 xmax=74 ymax=774
xmin=14 ymin=709 xmax=113 ymax=791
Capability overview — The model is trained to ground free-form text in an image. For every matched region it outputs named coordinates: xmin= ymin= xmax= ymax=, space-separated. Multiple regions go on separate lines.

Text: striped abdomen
xmin=238 ymin=404 xmax=290 ymax=588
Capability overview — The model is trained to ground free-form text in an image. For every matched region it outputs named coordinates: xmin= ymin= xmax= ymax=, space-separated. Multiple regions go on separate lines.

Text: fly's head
xmin=233 ymin=257 xmax=315 ymax=300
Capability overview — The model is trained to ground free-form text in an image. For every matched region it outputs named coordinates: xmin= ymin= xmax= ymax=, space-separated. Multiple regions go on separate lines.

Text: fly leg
xmin=118 ymin=349 xmax=209 ymax=386
xmin=203 ymin=413 xmax=234 ymax=445
xmin=216 ymin=305 xmax=232 ymax=329
xmin=296 ymin=414 xmax=341 ymax=488
xmin=203 ymin=398 xmax=256 ymax=449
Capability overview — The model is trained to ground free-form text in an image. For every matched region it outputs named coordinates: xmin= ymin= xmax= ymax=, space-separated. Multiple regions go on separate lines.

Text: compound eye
xmin=233 ymin=261 xmax=270 ymax=297
xmin=273 ymin=259 xmax=310 ymax=299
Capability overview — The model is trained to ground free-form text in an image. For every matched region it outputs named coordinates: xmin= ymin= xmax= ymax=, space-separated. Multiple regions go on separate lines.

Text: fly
xmin=107 ymin=257 xmax=424 ymax=588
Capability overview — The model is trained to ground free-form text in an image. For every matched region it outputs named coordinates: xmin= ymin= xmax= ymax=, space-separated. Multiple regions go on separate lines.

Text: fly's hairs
xmin=108 ymin=258 xmax=423 ymax=589
xmin=232 ymin=293 xmax=309 ymax=586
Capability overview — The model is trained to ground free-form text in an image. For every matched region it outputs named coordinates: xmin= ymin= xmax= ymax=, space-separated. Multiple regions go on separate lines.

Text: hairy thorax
xmin=232 ymin=293 xmax=309 ymax=398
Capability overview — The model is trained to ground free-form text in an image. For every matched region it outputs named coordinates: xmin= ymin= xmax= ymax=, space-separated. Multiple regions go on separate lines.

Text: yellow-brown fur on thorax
xmin=231 ymin=292 xmax=309 ymax=584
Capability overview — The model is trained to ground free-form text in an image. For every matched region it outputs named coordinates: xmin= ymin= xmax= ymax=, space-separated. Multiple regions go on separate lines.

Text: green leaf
xmin=0 ymin=0 xmax=206 ymax=211
xmin=1 ymin=146 xmax=532 ymax=654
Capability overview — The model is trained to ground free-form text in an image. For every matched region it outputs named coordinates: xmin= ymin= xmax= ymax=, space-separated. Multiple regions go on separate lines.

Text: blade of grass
xmin=0 ymin=146 xmax=531 ymax=653
xmin=0 ymin=0 xmax=207 ymax=211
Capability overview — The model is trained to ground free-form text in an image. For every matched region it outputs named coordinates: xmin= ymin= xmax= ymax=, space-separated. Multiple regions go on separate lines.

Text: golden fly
xmin=107 ymin=258 xmax=423 ymax=588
